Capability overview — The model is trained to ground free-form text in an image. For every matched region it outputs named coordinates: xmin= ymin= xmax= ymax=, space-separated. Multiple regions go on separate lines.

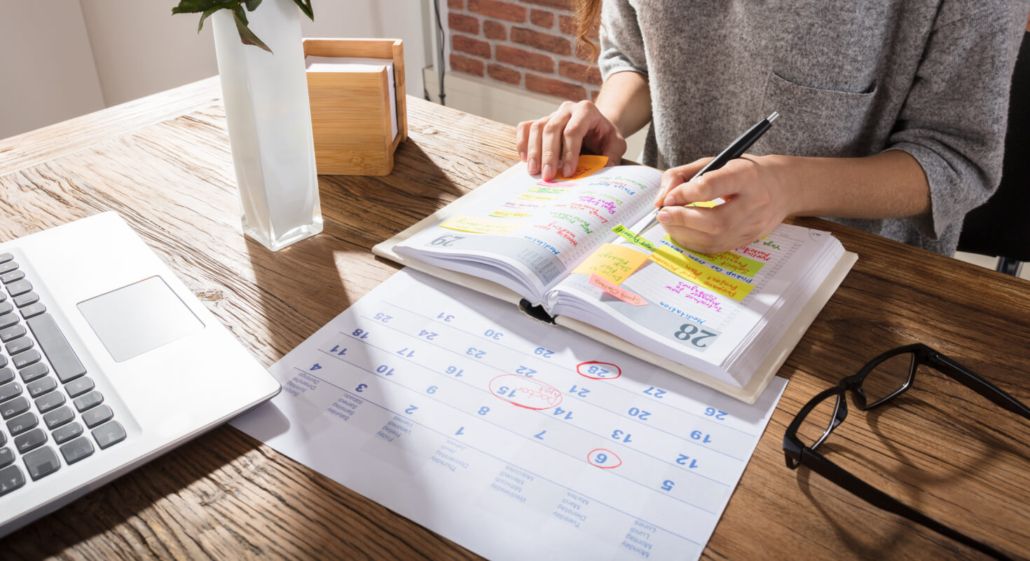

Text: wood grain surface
xmin=0 ymin=77 xmax=1027 ymax=560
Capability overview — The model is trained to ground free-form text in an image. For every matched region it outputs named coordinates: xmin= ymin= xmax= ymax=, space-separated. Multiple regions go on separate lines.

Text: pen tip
xmin=767 ymin=111 xmax=780 ymax=123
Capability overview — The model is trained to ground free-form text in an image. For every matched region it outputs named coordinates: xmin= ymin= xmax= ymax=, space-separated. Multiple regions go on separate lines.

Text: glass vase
xmin=211 ymin=0 xmax=322 ymax=251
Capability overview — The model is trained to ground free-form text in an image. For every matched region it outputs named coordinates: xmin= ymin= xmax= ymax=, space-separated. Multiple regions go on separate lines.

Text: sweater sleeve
xmin=886 ymin=4 xmax=1027 ymax=239
xmin=598 ymin=0 xmax=648 ymax=80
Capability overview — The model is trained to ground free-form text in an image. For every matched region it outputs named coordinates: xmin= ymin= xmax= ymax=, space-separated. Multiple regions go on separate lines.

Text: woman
xmin=516 ymin=1 xmax=1028 ymax=255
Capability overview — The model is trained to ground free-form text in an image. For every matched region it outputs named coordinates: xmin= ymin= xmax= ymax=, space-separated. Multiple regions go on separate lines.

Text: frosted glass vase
xmin=211 ymin=0 xmax=322 ymax=251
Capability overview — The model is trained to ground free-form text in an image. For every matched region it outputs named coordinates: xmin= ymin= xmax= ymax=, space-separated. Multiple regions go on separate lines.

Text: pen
xmin=633 ymin=111 xmax=780 ymax=236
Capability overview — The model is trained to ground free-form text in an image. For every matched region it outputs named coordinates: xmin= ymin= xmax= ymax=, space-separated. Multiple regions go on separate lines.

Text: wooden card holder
xmin=303 ymin=38 xmax=407 ymax=176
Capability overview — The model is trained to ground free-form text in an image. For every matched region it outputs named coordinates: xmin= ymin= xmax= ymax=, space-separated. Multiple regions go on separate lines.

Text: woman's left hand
xmin=654 ymin=155 xmax=795 ymax=254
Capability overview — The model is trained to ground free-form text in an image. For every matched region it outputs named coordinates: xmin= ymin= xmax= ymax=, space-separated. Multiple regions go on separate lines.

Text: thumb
xmin=655 ymin=157 xmax=712 ymax=207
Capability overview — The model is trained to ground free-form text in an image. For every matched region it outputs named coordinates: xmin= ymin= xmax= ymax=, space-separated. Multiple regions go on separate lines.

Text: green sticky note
xmin=612 ymin=224 xmax=657 ymax=252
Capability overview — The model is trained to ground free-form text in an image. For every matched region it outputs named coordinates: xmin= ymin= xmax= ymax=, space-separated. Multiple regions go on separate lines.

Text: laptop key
xmin=14 ymin=427 xmax=46 ymax=453
xmin=27 ymin=314 xmax=85 ymax=382
xmin=74 ymin=391 xmax=103 ymax=412
xmin=1 ymin=396 xmax=29 ymax=419
xmin=26 ymin=376 xmax=56 ymax=398
xmin=0 ymin=313 xmax=17 ymax=330
xmin=0 ymin=253 xmax=12 ymax=264
xmin=18 ymin=362 xmax=48 ymax=383
xmin=12 ymin=292 xmax=37 ymax=308
xmin=0 ymin=270 xmax=24 ymax=284
xmin=0 ymin=464 xmax=25 ymax=496
xmin=64 ymin=376 xmax=93 ymax=398
xmin=43 ymin=405 xmax=73 ymax=429
xmin=5 ymin=336 xmax=33 ymax=356
xmin=82 ymin=404 xmax=113 ymax=428
xmin=92 ymin=421 xmax=126 ymax=449
xmin=0 ymin=324 xmax=25 ymax=342
xmin=6 ymin=411 xmax=38 ymax=436
xmin=5 ymin=280 xmax=31 ymax=297
xmin=20 ymin=303 xmax=46 ymax=319
xmin=60 ymin=437 xmax=95 ymax=465
xmin=13 ymin=349 xmax=41 ymax=369
xmin=0 ymin=261 xmax=17 ymax=276
xmin=0 ymin=447 xmax=12 ymax=468
xmin=0 ymin=302 xmax=12 ymax=317
xmin=35 ymin=390 xmax=66 ymax=413
xmin=52 ymin=421 xmax=83 ymax=444
xmin=23 ymin=445 xmax=60 ymax=481
xmin=0 ymin=381 xmax=21 ymax=402
xmin=0 ymin=431 xmax=5 ymax=446
xmin=0 ymin=367 xmax=12 ymax=385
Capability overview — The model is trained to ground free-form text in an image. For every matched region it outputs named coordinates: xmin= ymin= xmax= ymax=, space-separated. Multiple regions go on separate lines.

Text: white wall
xmin=79 ymin=0 xmax=219 ymax=107
xmin=0 ymin=0 xmax=432 ymax=139
xmin=0 ymin=1 xmax=105 ymax=139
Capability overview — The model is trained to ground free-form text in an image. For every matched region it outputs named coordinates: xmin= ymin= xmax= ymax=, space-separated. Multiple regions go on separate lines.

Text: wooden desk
xmin=0 ymin=78 xmax=1027 ymax=560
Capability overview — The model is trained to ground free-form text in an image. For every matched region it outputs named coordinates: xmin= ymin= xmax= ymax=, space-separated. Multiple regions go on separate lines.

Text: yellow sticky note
xmin=663 ymin=238 xmax=765 ymax=277
xmin=440 ymin=215 xmax=520 ymax=236
xmin=652 ymin=247 xmax=754 ymax=301
xmin=574 ymin=243 xmax=650 ymax=285
xmin=551 ymin=155 xmax=609 ymax=182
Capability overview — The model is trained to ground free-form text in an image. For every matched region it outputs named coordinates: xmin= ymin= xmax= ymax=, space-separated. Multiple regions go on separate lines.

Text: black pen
xmin=633 ymin=111 xmax=780 ymax=236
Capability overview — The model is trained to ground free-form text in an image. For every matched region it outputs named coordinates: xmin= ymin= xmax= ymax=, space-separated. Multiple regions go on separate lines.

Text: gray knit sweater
xmin=599 ymin=0 xmax=1028 ymax=254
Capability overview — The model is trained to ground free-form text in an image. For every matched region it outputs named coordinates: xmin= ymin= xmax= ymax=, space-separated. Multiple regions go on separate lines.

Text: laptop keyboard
xmin=0 ymin=253 xmax=126 ymax=496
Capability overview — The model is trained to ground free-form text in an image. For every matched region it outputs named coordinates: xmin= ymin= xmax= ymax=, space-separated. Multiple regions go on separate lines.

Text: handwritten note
xmin=651 ymin=247 xmax=755 ymax=301
xmin=573 ymin=243 xmax=650 ymax=285
xmin=232 ymin=270 xmax=788 ymax=561
xmin=440 ymin=215 xmax=521 ymax=236
xmin=662 ymin=238 xmax=767 ymax=278
xmin=589 ymin=273 xmax=647 ymax=306
xmin=612 ymin=224 xmax=658 ymax=252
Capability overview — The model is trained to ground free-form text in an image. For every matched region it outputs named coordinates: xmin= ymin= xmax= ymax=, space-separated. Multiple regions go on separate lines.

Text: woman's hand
xmin=654 ymin=155 xmax=795 ymax=254
xmin=516 ymin=100 xmax=627 ymax=181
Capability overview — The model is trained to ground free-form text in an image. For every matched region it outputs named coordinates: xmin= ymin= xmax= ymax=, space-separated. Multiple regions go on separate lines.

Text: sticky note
xmin=663 ymin=238 xmax=766 ymax=277
xmin=574 ymin=243 xmax=650 ymax=285
xmin=440 ymin=215 xmax=520 ymax=236
xmin=612 ymin=224 xmax=657 ymax=252
xmin=550 ymin=155 xmax=608 ymax=182
xmin=652 ymin=247 xmax=754 ymax=301
xmin=589 ymin=274 xmax=647 ymax=306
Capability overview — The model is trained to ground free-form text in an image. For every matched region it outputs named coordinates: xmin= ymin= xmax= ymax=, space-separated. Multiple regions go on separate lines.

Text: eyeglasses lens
xmin=862 ymin=352 xmax=915 ymax=406
xmin=797 ymin=393 xmax=841 ymax=450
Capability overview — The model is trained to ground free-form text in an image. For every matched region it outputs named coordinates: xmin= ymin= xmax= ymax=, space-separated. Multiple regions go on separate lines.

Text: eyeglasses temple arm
xmin=930 ymin=354 xmax=1030 ymax=419
xmin=800 ymin=449 xmax=1012 ymax=560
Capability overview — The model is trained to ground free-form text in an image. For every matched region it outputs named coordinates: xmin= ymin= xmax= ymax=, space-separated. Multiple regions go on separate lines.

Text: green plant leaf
xmin=244 ymin=0 xmax=262 ymax=11
xmin=293 ymin=0 xmax=314 ymax=20
xmin=172 ymin=0 xmax=219 ymax=15
xmin=196 ymin=2 xmax=238 ymax=32
xmin=232 ymin=6 xmax=272 ymax=53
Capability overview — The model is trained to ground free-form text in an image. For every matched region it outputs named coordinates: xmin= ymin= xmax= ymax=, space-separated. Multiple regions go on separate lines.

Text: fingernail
xmin=564 ymin=162 xmax=574 ymax=176
xmin=543 ymin=164 xmax=553 ymax=179
xmin=657 ymin=209 xmax=670 ymax=222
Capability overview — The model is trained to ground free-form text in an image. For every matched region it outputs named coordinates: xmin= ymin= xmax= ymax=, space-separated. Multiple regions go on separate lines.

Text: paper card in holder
xmin=303 ymin=38 xmax=407 ymax=176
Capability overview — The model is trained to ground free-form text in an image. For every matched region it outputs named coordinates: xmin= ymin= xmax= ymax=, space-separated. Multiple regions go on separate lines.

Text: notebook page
xmin=547 ymin=220 xmax=835 ymax=377
xmin=396 ymin=162 xmax=662 ymax=301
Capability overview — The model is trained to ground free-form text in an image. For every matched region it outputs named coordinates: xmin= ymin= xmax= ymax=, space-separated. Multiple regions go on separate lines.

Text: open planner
xmin=374 ymin=158 xmax=857 ymax=403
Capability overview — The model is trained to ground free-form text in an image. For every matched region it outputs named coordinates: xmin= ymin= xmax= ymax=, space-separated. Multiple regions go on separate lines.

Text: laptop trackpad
xmin=78 ymin=276 xmax=204 ymax=362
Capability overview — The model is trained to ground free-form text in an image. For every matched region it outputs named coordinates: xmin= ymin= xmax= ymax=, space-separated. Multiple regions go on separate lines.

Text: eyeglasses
xmin=783 ymin=343 xmax=1030 ymax=560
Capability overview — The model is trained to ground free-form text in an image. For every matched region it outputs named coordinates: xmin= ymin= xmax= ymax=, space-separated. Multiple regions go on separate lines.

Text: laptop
xmin=0 ymin=212 xmax=280 ymax=536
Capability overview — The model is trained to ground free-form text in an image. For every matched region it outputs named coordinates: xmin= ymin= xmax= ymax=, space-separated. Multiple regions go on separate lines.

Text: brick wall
xmin=447 ymin=0 xmax=602 ymax=101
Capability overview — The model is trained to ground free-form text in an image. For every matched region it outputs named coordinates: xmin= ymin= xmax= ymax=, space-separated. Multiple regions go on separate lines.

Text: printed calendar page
xmin=232 ymin=270 xmax=786 ymax=561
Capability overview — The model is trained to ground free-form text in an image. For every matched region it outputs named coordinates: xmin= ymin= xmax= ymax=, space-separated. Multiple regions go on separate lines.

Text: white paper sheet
xmin=232 ymin=270 xmax=787 ymax=560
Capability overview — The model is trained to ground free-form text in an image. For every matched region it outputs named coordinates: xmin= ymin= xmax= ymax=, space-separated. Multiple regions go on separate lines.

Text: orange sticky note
xmin=573 ymin=243 xmax=650 ymax=285
xmin=551 ymin=155 xmax=609 ymax=182
xmin=589 ymin=274 xmax=647 ymax=306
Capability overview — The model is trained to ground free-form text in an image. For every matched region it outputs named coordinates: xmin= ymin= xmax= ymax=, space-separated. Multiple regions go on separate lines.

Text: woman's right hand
xmin=516 ymin=100 xmax=627 ymax=181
